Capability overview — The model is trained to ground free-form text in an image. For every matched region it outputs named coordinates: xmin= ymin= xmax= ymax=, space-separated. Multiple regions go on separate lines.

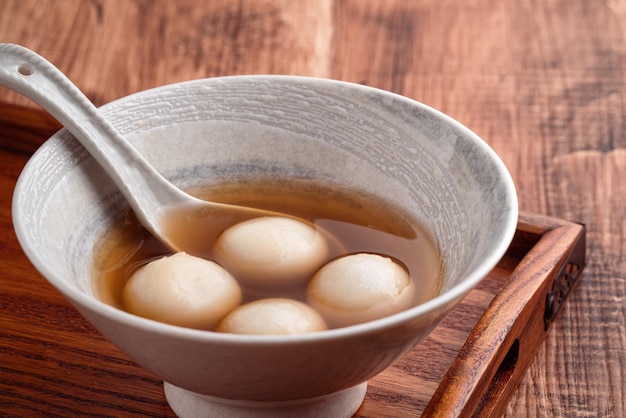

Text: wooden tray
xmin=359 ymin=211 xmax=586 ymax=417
xmin=1 ymin=117 xmax=585 ymax=416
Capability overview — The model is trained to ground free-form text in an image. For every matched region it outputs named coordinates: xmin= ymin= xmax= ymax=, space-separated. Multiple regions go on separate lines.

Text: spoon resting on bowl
xmin=0 ymin=43 xmax=294 ymax=259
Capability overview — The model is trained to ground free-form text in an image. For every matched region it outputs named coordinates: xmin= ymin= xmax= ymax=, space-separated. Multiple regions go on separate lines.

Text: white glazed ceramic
xmin=12 ymin=76 xmax=518 ymax=418
xmin=0 ymin=43 xmax=293 ymax=259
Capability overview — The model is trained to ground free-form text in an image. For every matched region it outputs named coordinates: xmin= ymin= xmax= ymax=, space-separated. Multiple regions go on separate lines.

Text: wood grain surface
xmin=0 ymin=0 xmax=623 ymax=416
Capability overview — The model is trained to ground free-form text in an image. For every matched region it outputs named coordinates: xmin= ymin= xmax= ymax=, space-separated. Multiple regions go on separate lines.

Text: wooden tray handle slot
xmin=422 ymin=213 xmax=586 ymax=417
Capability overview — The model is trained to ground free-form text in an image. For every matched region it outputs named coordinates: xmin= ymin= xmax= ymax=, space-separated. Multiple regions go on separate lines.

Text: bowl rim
xmin=12 ymin=75 xmax=519 ymax=344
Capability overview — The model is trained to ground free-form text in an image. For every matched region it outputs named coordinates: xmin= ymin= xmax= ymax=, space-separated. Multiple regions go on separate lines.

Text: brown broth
xmin=94 ymin=178 xmax=443 ymax=326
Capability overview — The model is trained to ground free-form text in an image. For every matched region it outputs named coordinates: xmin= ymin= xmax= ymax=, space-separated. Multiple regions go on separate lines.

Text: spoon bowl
xmin=0 ymin=43 xmax=286 ymax=258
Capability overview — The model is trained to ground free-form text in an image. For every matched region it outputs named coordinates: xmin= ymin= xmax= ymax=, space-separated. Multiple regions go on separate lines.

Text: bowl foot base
xmin=164 ymin=381 xmax=368 ymax=418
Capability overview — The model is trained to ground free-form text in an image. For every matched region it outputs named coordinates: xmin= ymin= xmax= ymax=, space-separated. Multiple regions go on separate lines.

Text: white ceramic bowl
xmin=12 ymin=76 xmax=518 ymax=417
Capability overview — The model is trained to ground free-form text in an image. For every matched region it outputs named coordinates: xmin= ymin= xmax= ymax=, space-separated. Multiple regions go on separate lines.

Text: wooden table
xmin=0 ymin=1 xmax=621 ymax=416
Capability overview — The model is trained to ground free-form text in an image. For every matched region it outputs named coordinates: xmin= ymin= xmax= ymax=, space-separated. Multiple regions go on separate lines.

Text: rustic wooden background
xmin=1 ymin=0 xmax=624 ymax=416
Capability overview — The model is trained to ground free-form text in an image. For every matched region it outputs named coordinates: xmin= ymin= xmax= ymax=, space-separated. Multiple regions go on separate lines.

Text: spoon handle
xmin=0 ymin=43 xmax=184 ymax=234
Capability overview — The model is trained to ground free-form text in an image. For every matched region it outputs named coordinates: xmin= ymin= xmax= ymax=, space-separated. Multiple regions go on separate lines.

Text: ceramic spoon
xmin=0 ymin=43 xmax=290 ymax=259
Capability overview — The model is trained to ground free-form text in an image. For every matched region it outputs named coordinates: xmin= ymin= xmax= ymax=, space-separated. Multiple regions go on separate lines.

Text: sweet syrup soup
xmin=94 ymin=178 xmax=443 ymax=329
